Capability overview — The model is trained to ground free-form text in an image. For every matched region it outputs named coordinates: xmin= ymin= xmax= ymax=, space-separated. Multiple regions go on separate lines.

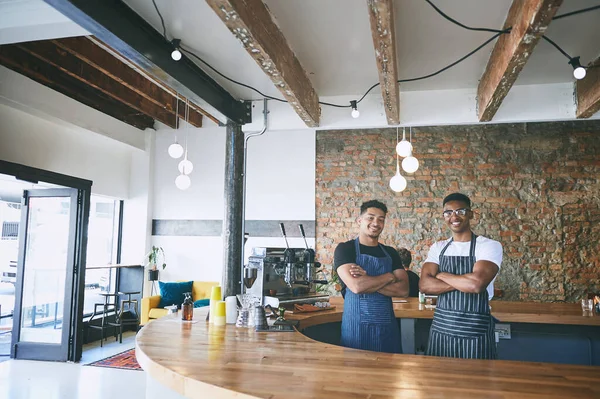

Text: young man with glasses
xmin=419 ymin=193 xmax=503 ymax=359
xmin=334 ymin=200 xmax=409 ymax=353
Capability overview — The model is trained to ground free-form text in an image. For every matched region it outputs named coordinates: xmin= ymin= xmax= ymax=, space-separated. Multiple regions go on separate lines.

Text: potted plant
xmin=145 ymin=246 xmax=166 ymax=282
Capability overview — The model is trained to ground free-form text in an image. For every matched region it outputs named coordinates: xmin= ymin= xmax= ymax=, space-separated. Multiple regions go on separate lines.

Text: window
xmin=83 ymin=196 xmax=122 ymax=316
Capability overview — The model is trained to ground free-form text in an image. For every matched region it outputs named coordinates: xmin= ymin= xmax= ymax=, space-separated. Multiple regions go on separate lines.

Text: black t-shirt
xmin=406 ymin=270 xmax=420 ymax=298
xmin=334 ymin=239 xmax=402 ymax=297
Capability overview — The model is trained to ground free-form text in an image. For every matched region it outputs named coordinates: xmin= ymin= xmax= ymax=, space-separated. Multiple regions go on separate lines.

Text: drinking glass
xmin=581 ymin=299 xmax=593 ymax=314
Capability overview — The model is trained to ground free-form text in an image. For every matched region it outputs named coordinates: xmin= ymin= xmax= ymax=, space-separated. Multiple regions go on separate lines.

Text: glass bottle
xmin=182 ymin=292 xmax=194 ymax=321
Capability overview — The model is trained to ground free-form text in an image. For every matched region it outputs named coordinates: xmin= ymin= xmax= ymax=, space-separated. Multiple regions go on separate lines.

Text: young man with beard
xmin=334 ymin=200 xmax=409 ymax=353
xmin=420 ymin=193 xmax=503 ymax=359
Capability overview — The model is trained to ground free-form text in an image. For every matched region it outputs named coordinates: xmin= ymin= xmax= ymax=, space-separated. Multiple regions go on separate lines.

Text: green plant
xmin=146 ymin=246 xmax=166 ymax=270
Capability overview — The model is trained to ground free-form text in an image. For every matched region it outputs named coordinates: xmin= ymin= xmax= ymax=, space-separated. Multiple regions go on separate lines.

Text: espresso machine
xmin=243 ymin=223 xmax=328 ymax=308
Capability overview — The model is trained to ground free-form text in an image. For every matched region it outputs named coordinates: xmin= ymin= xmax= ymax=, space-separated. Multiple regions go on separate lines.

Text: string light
xmin=171 ymin=39 xmax=182 ymax=61
xmin=569 ymin=57 xmax=586 ymax=80
xmin=152 ymin=2 xmax=599 ymax=110
xmin=350 ymin=100 xmax=360 ymax=118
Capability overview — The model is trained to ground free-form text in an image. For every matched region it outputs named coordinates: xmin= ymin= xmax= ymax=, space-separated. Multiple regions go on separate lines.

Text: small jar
xmin=182 ymin=292 xmax=194 ymax=321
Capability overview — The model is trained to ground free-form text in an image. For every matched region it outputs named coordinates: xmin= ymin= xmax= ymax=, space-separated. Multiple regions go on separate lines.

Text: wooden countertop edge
xmin=135 ymin=307 xmax=600 ymax=399
xmin=135 ymin=336 xmax=260 ymax=399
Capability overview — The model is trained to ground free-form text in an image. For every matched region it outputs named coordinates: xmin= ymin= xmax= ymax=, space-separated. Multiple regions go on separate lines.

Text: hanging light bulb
xmin=168 ymin=95 xmax=183 ymax=158
xmin=175 ymin=173 xmax=191 ymax=190
xmin=350 ymin=100 xmax=360 ymax=118
xmin=390 ymin=160 xmax=407 ymax=192
xmin=402 ymin=152 xmax=419 ymax=173
xmin=569 ymin=56 xmax=586 ymax=80
xmin=178 ymin=100 xmax=193 ymax=175
xmin=171 ymin=39 xmax=182 ymax=61
xmin=396 ymin=127 xmax=412 ymax=157
xmin=168 ymin=142 xmax=184 ymax=158
xmin=178 ymin=152 xmax=194 ymax=175
xmin=390 ymin=129 xmax=407 ymax=192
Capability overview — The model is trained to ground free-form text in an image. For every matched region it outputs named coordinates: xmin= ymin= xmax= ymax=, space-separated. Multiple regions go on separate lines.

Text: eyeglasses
xmin=442 ymin=208 xmax=470 ymax=218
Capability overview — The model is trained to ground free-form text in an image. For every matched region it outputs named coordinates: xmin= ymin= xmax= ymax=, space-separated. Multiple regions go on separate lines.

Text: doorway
xmin=0 ymin=160 xmax=91 ymax=362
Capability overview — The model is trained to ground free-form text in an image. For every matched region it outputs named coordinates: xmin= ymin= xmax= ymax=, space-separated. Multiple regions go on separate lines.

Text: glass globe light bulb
xmin=171 ymin=49 xmax=182 ymax=61
xmin=175 ymin=174 xmax=191 ymax=190
xmin=389 ymin=173 xmax=407 ymax=192
xmin=573 ymin=66 xmax=586 ymax=80
xmin=402 ymin=155 xmax=419 ymax=173
xmin=396 ymin=140 xmax=412 ymax=157
xmin=178 ymin=158 xmax=193 ymax=175
xmin=168 ymin=142 xmax=184 ymax=159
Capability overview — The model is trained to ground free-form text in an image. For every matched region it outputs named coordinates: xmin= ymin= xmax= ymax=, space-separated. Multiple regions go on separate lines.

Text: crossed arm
xmin=419 ymin=260 xmax=499 ymax=295
xmin=337 ymin=263 xmax=409 ymax=297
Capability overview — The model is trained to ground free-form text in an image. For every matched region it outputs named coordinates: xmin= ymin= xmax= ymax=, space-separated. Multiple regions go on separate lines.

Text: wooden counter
xmin=294 ymin=297 xmax=600 ymax=329
xmin=136 ymin=302 xmax=600 ymax=399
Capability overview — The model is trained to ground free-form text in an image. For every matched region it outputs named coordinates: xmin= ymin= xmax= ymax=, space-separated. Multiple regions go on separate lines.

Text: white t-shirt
xmin=424 ymin=235 xmax=503 ymax=299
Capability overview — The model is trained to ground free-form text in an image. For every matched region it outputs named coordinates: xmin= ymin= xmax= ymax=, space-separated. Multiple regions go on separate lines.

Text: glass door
xmin=11 ymin=189 xmax=78 ymax=361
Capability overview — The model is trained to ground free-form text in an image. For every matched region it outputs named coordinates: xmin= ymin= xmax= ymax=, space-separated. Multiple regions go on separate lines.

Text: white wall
xmin=0 ymin=104 xmax=138 ymax=198
xmin=151 ymin=124 xmax=316 ymax=282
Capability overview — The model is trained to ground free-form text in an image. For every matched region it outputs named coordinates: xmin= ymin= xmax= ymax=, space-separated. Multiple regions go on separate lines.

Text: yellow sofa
xmin=141 ymin=281 xmax=219 ymax=325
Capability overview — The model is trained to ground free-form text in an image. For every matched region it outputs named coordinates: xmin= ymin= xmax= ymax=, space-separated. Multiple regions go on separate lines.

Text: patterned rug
xmin=86 ymin=348 xmax=142 ymax=371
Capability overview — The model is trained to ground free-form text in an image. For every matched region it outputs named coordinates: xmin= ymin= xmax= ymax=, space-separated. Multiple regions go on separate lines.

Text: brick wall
xmin=315 ymin=121 xmax=600 ymax=302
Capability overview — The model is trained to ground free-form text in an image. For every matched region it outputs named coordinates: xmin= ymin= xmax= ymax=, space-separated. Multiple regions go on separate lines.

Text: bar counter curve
xmin=136 ymin=299 xmax=600 ymax=399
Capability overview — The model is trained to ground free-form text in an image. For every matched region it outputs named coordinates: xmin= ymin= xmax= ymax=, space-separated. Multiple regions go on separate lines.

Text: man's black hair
xmin=360 ymin=200 xmax=388 ymax=215
xmin=397 ymin=248 xmax=412 ymax=269
xmin=443 ymin=193 xmax=471 ymax=208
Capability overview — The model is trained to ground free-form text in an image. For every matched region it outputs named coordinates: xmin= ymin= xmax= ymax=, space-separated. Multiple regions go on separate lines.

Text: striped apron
xmin=340 ymin=238 xmax=401 ymax=353
xmin=426 ymin=235 xmax=497 ymax=359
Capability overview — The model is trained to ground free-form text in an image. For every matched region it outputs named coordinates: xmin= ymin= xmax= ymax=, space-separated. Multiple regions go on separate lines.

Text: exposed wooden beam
xmin=17 ymin=39 xmax=185 ymax=129
xmin=477 ymin=0 xmax=563 ymax=122
xmin=576 ymin=57 xmax=600 ymax=118
xmin=44 ymin=0 xmax=250 ymax=125
xmin=0 ymin=45 xmax=154 ymax=130
xmin=205 ymin=0 xmax=320 ymax=127
xmin=54 ymin=36 xmax=205 ymax=127
xmin=367 ymin=0 xmax=400 ymax=125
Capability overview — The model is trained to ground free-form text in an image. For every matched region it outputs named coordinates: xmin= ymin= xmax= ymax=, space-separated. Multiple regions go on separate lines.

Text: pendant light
xmin=175 ymin=174 xmax=191 ymax=190
xmin=175 ymin=99 xmax=192 ymax=190
xmin=168 ymin=95 xmax=184 ymax=159
xmin=177 ymin=99 xmax=194 ymax=175
xmin=396 ymin=127 xmax=412 ymax=157
xmin=390 ymin=128 xmax=407 ymax=192
xmin=401 ymin=127 xmax=419 ymax=173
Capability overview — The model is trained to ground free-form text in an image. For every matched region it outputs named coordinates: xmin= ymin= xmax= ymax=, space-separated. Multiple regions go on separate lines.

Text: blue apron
xmin=340 ymin=238 xmax=401 ymax=353
xmin=426 ymin=234 xmax=497 ymax=359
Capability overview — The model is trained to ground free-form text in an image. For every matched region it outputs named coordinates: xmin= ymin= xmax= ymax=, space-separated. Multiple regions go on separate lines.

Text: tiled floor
xmin=0 ymin=332 xmax=146 ymax=399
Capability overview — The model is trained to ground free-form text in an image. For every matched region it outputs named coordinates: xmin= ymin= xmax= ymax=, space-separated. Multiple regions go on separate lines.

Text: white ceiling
xmin=123 ymin=0 xmax=600 ymax=101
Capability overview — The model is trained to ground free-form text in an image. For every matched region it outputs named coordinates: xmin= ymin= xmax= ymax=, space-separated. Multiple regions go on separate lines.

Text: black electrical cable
xmin=541 ymin=36 xmax=573 ymax=60
xmin=152 ymin=0 xmax=167 ymax=40
xmin=399 ymin=32 xmax=503 ymax=84
xmin=155 ymin=1 xmax=598 ymax=110
xmin=180 ymin=46 xmax=287 ymax=103
xmin=424 ymin=0 xmax=508 ymax=33
xmin=553 ymin=4 xmax=600 ymax=20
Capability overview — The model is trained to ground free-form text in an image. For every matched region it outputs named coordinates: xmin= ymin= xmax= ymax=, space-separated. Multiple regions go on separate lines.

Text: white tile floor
xmin=0 ymin=332 xmax=146 ymax=399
